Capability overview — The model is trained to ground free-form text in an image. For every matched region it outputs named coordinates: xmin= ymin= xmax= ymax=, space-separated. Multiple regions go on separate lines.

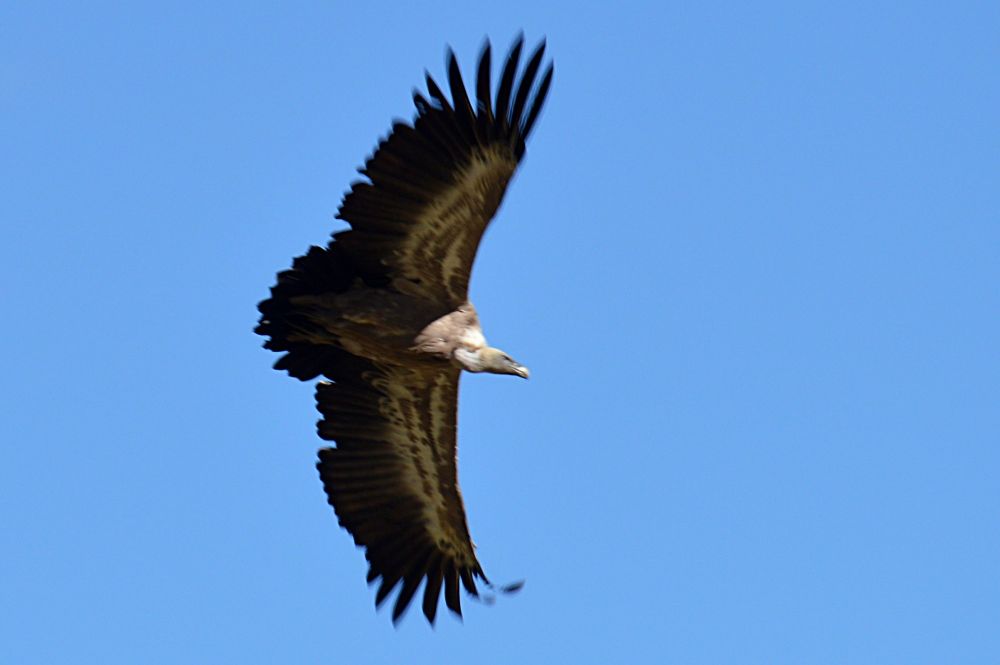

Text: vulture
xmin=255 ymin=36 xmax=553 ymax=624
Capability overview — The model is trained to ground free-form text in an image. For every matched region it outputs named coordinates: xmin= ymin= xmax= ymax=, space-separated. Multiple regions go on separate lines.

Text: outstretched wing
xmin=315 ymin=363 xmax=485 ymax=624
xmin=334 ymin=35 xmax=554 ymax=308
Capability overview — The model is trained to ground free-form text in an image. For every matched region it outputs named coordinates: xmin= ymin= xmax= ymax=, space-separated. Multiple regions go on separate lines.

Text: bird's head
xmin=479 ymin=347 xmax=530 ymax=379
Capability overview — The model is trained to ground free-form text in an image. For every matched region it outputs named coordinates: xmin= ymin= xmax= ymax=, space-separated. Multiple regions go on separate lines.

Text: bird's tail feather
xmin=256 ymin=244 xmax=359 ymax=381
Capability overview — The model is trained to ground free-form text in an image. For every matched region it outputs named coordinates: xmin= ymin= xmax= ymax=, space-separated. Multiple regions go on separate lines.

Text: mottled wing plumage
xmin=315 ymin=367 xmax=485 ymax=624
xmin=335 ymin=36 xmax=554 ymax=308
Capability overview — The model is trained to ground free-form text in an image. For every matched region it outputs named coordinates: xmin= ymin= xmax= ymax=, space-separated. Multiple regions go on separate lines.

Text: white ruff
xmin=453 ymin=347 xmax=487 ymax=372
xmin=457 ymin=326 xmax=486 ymax=350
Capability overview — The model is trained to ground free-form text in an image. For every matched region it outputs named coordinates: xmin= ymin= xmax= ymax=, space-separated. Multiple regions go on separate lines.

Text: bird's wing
xmin=315 ymin=362 xmax=485 ymax=624
xmin=334 ymin=36 xmax=554 ymax=308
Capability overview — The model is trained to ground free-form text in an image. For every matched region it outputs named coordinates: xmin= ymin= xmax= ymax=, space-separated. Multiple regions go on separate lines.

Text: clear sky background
xmin=3 ymin=2 xmax=998 ymax=663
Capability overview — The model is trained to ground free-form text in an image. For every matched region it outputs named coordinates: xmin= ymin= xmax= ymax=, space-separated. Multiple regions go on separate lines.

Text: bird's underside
xmin=255 ymin=35 xmax=552 ymax=624
xmin=291 ymin=286 xmax=481 ymax=368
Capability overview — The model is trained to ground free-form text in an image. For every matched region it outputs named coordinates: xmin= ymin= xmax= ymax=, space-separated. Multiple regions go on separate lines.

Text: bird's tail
xmin=255 ymin=244 xmax=358 ymax=381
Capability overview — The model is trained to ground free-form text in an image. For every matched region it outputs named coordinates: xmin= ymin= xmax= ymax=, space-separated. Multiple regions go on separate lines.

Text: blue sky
xmin=3 ymin=1 xmax=999 ymax=663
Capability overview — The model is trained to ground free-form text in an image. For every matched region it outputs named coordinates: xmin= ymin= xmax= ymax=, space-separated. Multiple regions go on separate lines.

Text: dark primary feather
xmin=256 ymin=36 xmax=553 ymax=624
xmin=521 ymin=64 xmax=554 ymax=141
xmin=493 ymin=35 xmax=523 ymax=138
xmin=509 ymin=40 xmax=547 ymax=141
xmin=447 ymin=49 xmax=477 ymax=145
xmin=475 ymin=43 xmax=493 ymax=129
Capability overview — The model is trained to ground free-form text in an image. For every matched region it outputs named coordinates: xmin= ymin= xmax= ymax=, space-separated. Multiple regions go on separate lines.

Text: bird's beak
xmin=513 ymin=364 xmax=530 ymax=379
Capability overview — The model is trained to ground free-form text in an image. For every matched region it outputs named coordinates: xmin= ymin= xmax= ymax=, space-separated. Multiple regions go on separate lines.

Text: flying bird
xmin=255 ymin=36 xmax=553 ymax=624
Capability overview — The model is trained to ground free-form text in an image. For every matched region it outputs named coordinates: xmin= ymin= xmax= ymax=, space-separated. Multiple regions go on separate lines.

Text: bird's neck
xmin=453 ymin=346 xmax=488 ymax=373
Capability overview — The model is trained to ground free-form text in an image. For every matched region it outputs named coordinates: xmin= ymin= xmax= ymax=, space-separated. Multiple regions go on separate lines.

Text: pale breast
xmin=412 ymin=302 xmax=487 ymax=360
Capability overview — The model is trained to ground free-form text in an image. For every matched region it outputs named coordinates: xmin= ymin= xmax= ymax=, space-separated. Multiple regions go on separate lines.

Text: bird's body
xmin=256 ymin=36 xmax=552 ymax=624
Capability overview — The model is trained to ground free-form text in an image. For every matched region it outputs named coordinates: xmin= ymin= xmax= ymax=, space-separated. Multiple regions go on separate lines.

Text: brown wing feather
xmin=315 ymin=365 xmax=486 ymax=623
xmin=334 ymin=37 xmax=554 ymax=308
